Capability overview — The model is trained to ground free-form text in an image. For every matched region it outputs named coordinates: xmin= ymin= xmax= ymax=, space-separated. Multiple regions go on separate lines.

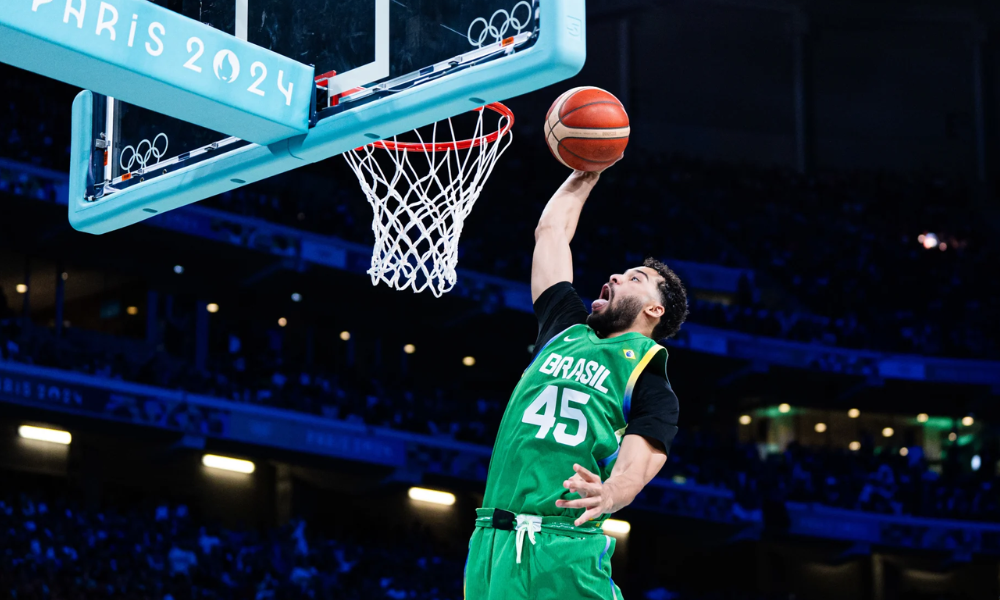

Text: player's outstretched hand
xmin=555 ymin=463 xmax=613 ymax=526
xmin=570 ymin=169 xmax=601 ymax=182
xmin=570 ymin=153 xmax=624 ymax=180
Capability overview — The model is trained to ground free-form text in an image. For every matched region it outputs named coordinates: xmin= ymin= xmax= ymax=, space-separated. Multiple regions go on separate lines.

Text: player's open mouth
xmin=592 ymin=284 xmax=611 ymax=312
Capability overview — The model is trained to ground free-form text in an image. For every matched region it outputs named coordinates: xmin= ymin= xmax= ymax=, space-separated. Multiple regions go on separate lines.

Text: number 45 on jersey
xmin=522 ymin=385 xmax=592 ymax=447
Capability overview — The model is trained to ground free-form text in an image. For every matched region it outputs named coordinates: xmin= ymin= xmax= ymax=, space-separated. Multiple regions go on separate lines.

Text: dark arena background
xmin=3 ymin=0 xmax=1000 ymax=598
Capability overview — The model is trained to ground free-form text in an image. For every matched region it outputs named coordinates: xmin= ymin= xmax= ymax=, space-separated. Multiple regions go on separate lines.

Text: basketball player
xmin=464 ymin=169 xmax=688 ymax=599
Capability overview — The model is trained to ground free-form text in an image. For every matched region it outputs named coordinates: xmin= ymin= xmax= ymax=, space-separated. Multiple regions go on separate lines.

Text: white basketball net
xmin=344 ymin=104 xmax=514 ymax=297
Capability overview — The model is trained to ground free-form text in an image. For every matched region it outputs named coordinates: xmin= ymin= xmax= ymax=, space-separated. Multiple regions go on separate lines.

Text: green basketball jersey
xmin=482 ymin=323 xmax=668 ymax=519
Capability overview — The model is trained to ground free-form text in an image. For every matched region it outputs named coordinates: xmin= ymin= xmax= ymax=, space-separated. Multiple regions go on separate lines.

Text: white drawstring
xmin=514 ymin=515 xmax=542 ymax=564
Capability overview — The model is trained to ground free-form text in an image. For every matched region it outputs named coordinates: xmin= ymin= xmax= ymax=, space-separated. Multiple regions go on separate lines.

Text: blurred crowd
xmin=0 ymin=488 xmax=463 ymax=600
xmin=3 ymin=311 xmax=999 ymax=525
xmin=0 ymin=486 xmax=807 ymax=600
xmin=2 ymin=64 xmax=1000 ymax=525
xmin=210 ymin=147 xmax=998 ymax=359
xmin=659 ymin=433 xmax=1000 ymax=523
xmin=0 ymin=66 xmax=71 ymax=171
xmin=2 ymin=65 xmax=997 ymax=358
xmin=0 ymin=308 xmax=506 ymax=445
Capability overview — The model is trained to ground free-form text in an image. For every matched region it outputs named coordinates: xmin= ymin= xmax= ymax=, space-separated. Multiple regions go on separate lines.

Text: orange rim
xmin=371 ymin=102 xmax=514 ymax=152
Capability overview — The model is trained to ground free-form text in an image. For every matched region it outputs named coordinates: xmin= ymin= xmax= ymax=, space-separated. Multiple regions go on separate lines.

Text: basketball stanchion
xmin=344 ymin=103 xmax=514 ymax=297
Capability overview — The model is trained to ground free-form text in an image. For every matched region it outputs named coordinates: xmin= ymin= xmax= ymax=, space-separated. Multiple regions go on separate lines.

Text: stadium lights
xmin=291 ymin=293 xmax=302 ymax=302
xmin=739 ymin=415 xmax=751 ymax=425
xmin=948 ymin=432 xmax=957 ymax=442
xmin=278 ymin=317 xmax=287 ymax=327
xmin=603 ymin=519 xmax=631 ymax=534
xmin=919 ymin=233 xmax=938 ymax=250
xmin=917 ymin=413 xmax=929 ymax=423
xmin=339 ymin=331 xmax=351 ymax=341
xmin=126 ymin=306 xmax=139 ymax=316
xmin=900 ymin=447 xmax=909 ymax=457
xmin=173 ymin=265 xmax=184 ymax=274
xmin=972 ymin=455 xmax=982 ymax=471
xmin=463 ymin=356 xmax=476 ymax=367
xmin=962 ymin=416 xmax=974 ymax=427
xmin=778 ymin=403 xmax=790 ymax=414
xmin=849 ymin=441 xmax=861 ymax=451
xmin=814 ymin=423 xmax=827 ymax=433
xmin=408 ymin=487 xmax=456 ymax=506
xmin=848 ymin=408 xmax=860 ymax=418
xmin=61 ymin=272 xmax=69 ymax=281
xmin=202 ymin=454 xmax=255 ymax=474
xmin=16 ymin=284 xmax=27 ymax=294
xmin=18 ymin=425 xmax=71 ymax=445
xmin=403 ymin=344 xmax=416 ymax=354
xmin=206 ymin=303 xmax=219 ymax=313
xmin=882 ymin=427 xmax=894 ymax=438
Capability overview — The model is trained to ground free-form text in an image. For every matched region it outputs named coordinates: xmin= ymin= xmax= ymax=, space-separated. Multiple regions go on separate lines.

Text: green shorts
xmin=464 ymin=508 xmax=624 ymax=600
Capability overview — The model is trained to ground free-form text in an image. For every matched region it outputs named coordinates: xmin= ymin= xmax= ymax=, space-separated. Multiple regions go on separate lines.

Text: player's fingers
xmin=555 ymin=497 xmax=601 ymax=509
xmin=573 ymin=464 xmax=600 ymax=483
xmin=563 ymin=475 xmax=587 ymax=494
xmin=573 ymin=480 xmax=602 ymax=497
xmin=566 ymin=480 xmax=602 ymax=500
xmin=574 ymin=507 xmax=603 ymax=527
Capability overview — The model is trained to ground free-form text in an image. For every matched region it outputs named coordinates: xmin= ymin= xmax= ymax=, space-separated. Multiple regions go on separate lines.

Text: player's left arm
xmin=555 ymin=435 xmax=666 ymax=526
xmin=556 ymin=366 xmax=678 ymax=526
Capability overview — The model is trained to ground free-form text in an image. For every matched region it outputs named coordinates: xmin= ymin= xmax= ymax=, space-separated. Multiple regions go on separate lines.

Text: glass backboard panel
xmin=97 ymin=0 xmax=538 ymax=195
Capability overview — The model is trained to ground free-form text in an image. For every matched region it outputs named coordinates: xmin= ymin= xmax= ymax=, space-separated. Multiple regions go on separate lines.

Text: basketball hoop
xmin=344 ymin=102 xmax=514 ymax=297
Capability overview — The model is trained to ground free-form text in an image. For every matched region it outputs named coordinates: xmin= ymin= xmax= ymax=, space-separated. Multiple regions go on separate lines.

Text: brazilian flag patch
xmin=623 ymin=349 xmax=636 ymax=359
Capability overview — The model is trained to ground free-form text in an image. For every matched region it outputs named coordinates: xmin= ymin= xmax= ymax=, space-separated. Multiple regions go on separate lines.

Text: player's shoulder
xmin=534 ymin=283 xmax=588 ymax=330
xmin=533 ymin=281 xmax=582 ymax=311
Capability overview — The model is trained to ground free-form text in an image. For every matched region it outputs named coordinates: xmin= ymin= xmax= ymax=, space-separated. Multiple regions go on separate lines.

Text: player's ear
xmin=646 ymin=303 xmax=665 ymax=320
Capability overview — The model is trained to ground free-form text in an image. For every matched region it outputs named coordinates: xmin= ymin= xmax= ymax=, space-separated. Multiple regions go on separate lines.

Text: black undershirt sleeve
xmin=532 ymin=282 xmax=589 ymax=352
xmin=532 ymin=282 xmax=679 ymax=455
xmin=624 ymin=368 xmax=680 ymax=455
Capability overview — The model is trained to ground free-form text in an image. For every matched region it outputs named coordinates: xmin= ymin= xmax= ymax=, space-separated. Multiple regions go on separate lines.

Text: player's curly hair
xmin=643 ymin=257 xmax=688 ymax=340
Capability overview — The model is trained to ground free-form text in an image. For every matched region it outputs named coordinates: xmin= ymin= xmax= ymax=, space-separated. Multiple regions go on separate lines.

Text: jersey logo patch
xmin=564 ymin=336 xmax=581 ymax=342
xmin=623 ymin=349 xmax=636 ymax=359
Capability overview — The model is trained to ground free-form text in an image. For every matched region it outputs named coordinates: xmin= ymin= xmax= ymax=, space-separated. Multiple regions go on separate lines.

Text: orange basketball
xmin=544 ymin=87 xmax=630 ymax=172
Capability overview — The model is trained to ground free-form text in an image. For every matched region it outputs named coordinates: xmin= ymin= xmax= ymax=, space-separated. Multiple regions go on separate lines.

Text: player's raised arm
xmin=531 ymin=171 xmax=601 ymax=303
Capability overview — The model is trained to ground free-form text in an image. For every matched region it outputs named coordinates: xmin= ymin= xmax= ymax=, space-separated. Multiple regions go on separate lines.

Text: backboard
xmin=69 ymin=0 xmax=586 ymax=234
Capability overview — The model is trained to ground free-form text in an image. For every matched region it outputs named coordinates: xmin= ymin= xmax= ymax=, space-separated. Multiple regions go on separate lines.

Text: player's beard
xmin=586 ymin=295 xmax=645 ymax=337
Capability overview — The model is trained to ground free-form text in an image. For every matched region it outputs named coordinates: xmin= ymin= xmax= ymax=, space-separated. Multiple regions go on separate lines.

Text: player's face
xmin=586 ymin=267 xmax=662 ymax=335
xmin=591 ymin=267 xmax=660 ymax=314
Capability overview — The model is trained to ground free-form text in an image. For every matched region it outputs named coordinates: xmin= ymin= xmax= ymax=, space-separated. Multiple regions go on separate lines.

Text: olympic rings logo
xmin=119 ymin=132 xmax=169 ymax=173
xmin=467 ymin=1 xmax=533 ymax=48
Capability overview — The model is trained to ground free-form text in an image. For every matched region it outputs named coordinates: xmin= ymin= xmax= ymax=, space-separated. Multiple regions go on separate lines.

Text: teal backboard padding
xmin=1 ymin=0 xmax=313 ymax=145
xmin=69 ymin=90 xmax=94 ymax=214
xmin=67 ymin=0 xmax=586 ymax=235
